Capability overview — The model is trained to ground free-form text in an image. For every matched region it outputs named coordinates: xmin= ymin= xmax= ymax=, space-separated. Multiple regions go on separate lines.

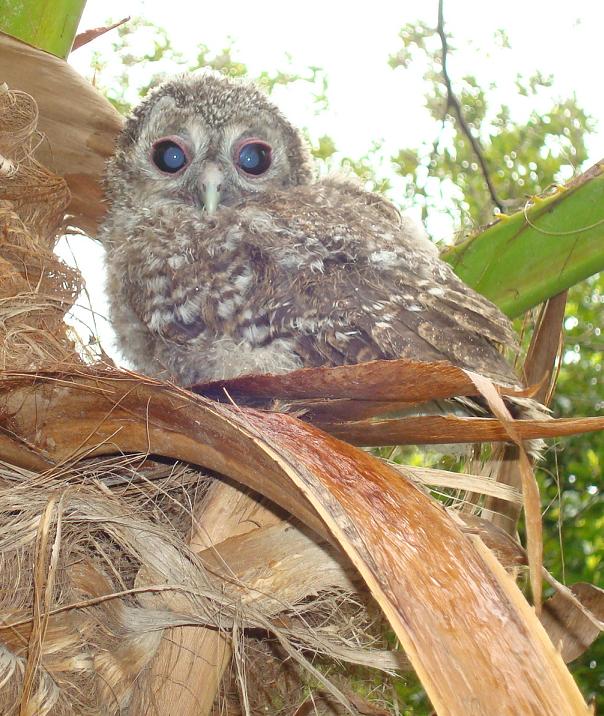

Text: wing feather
xmin=235 ymin=181 xmax=523 ymax=387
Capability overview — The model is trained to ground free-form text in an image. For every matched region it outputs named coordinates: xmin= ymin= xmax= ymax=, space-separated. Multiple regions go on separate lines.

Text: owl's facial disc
xmin=141 ymin=104 xmax=286 ymax=215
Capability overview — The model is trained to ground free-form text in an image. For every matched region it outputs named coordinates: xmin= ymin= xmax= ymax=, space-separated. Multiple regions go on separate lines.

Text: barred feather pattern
xmin=101 ymin=74 xmax=546 ymax=428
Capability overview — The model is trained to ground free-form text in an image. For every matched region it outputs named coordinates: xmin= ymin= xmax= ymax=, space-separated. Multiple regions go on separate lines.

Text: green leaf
xmin=442 ymin=162 xmax=604 ymax=317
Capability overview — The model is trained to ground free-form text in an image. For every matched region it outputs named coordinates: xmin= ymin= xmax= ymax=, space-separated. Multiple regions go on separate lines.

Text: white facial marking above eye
xmin=222 ymin=123 xmax=252 ymax=155
xmin=139 ymin=96 xmax=177 ymax=147
xmin=186 ymin=121 xmax=211 ymax=156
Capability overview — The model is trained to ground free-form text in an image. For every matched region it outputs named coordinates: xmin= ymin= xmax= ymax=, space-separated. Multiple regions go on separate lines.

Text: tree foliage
xmin=388 ymin=21 xmax=595 ymax=230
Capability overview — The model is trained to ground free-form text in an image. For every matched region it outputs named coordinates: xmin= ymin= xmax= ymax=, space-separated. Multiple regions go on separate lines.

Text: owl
xmin=100 ymin=73 xmax=536 ymax=416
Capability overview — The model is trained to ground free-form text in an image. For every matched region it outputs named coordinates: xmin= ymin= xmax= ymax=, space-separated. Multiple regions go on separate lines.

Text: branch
xmin=436 ymin=0 xmax=505 ymax=213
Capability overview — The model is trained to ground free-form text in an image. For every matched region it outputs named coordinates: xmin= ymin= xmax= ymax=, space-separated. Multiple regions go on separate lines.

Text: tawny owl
xmin=100 ymin=73 xmax=534 ymax=412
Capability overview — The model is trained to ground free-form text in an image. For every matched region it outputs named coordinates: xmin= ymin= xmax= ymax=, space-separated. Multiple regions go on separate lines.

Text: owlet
xmin=100 ymin=73 xmax=535 ymax=415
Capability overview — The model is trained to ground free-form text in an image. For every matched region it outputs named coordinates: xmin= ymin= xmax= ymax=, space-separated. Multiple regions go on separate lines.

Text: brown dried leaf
xmin=455 ymin=513 xmax=527 ymax=570
xmin=319 ymin=413 xmax=604 ymax=446
xmin=523 ymin=292 xmax=567 ymax=406
xmin=195 ymin=359 xmax=604 ymax=445
xmin=72 ymin=18 xmax=130 ymax=51
xmin=195 ymin=358 xmax=532 ymax=404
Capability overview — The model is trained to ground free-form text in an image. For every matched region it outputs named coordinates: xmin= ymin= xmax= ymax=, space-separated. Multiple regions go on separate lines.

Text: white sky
xmin=61 ymin=0 xmax=604 ymax=357
xmin=70 ymin=0 xmax=604 ymax=160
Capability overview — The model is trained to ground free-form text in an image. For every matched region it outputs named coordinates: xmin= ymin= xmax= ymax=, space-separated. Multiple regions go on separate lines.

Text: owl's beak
xmin=199 ymin=163 xmax=223 ymax=215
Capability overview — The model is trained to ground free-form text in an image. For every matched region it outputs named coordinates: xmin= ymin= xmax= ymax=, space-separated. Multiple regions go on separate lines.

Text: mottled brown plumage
xmin=101 ymin=73 xmax=529 ymax=403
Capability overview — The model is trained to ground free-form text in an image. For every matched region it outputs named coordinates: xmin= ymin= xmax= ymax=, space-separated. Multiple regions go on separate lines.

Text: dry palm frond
xmin=0 ymin=367 xmax=594 ymax=715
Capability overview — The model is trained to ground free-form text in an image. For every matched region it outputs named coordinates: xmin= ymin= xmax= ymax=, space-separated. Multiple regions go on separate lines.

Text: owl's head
xmin=105 ymin=73 xmax=314 ymax=214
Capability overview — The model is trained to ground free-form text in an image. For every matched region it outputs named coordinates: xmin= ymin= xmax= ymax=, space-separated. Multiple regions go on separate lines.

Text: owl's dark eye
xmin=236 ymin=140 xmax=272 ymax=176
xmin=151 ymin=138 xmax=189 ymax=174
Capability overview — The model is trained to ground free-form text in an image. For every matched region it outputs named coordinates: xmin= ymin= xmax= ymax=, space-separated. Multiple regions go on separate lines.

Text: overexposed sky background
xmin=60 ymin=0 xmax=604 ymax=357
xmin=70 ymin=0 xmax=604 ymax=166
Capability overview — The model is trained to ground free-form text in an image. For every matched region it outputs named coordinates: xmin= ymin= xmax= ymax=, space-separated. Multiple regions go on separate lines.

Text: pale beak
xmin=199 ymin=162 xmax=223 ymax=215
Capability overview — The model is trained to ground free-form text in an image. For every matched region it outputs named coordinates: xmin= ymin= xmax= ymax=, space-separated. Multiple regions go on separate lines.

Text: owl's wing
xmin=282 ymin=265 xmax=521 ymax=387
xmin=246 ymin=182 xmax=521 ymax=387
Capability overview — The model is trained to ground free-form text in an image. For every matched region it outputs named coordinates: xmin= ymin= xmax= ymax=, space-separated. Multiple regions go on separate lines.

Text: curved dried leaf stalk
xmin=0 ymin=369 xmax=591 ymax=715
xmin=197 ymin=358 xmax=604 ymax=622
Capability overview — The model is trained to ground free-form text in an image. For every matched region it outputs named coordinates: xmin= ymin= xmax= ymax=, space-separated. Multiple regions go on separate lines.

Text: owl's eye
xmin=236 ymin=140 xmax=272 ymax=176
xmin=151 ymin=138 xmax=189 ymax=174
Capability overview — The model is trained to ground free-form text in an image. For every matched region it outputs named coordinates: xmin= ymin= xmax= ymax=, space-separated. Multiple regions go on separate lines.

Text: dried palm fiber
xmin=0 ymin=458 xmax=403 ymax=716
xmin=0 ymin=84 xmax=70 ymax=241
xmin=0 ymin=203 xmax=82 ymax=369
xmin=0 ymin=85 xmax=79 ymax=370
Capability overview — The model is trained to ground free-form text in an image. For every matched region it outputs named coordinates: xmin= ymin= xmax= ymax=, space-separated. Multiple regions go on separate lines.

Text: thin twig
xmin=436 ymin=0 xmax=505 ymax=212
